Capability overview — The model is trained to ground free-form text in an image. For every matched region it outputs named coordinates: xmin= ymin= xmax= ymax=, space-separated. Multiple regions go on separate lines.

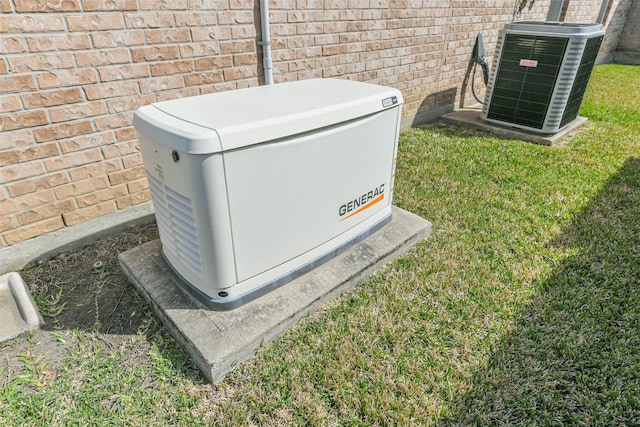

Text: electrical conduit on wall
xmin=259 ymin=0 xmax=273 ymax=85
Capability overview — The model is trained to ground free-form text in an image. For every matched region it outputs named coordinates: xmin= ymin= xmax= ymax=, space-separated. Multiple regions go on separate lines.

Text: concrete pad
xmin=0 ymin=272 xmax=44 ymax=342
xmin=440 ymin=107 xmax=588 ymax=146
xmin=119 ymin=206 xmax=431 ymax=383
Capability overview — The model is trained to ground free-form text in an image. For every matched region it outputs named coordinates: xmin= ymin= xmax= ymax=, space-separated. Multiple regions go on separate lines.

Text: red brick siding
xmin=0 ymin=0 xmax=631 ymax=246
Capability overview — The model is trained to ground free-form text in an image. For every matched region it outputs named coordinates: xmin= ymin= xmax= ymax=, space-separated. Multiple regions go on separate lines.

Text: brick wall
xmin=0 ymin=0 xmax=630 ymax=247
xmin=618 ymin=0 xmax=640 ymax=52
xmin=596 ymin=0 xmax=633 ymax=60
xmin=560 ymin=0 xmax=603 ymax=22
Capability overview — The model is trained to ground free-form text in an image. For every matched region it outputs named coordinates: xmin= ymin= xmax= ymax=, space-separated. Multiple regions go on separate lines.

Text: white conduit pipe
xmin=259 ymin=0 xmax=273 ymax=85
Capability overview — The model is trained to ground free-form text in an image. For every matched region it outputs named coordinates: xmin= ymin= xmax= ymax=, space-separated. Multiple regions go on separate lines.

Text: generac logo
xmin=339 ymin=184 xmax=385 ymax=221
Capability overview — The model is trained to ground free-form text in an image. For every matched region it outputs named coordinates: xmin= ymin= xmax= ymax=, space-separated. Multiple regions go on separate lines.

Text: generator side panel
xmin=223 ymin=107 xmax=400 ymax=283
xmin=137 ymin=129 xmax=238 ymax=298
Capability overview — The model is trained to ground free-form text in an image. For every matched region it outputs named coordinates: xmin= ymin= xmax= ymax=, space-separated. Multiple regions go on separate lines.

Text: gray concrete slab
xmin=0 ymin=272 xmax=44 ymax=342
xmin=119 ymin=206 xmax=431 ymax=383
xmin=440 ymin=107 xmax=588 ymax=146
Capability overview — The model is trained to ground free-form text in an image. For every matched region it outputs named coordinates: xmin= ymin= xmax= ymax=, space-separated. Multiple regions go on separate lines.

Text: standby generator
xmin=134 ymin=79 xmax=403 ymax=310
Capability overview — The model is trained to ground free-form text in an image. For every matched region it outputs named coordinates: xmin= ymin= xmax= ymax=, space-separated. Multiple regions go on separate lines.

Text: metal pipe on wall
xmin=597 ymin=0 xmax=611 ymax=24
xmin=546 ymin=0 xmax=565 ymax=21
xmin=259 ymin=0 xmax=273 ymax=85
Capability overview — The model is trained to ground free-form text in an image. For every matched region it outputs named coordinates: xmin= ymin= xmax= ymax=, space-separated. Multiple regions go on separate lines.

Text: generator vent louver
xmin=482 ymin=22 xmax=604 ymax=134
xmin=147 ymin=174 xmax=203 ymax=276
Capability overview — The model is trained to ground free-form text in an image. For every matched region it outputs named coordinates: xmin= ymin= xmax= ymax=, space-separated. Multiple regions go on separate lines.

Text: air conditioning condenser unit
xmin=482 ymin=21 xmax=604 ymax=134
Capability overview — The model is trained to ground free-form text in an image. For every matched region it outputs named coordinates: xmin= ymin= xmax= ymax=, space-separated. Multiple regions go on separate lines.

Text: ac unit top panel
xmin=505 ymin=21 xmax=604 ymax=37
xmin=134 ymin=78 xmax=403 ymax=154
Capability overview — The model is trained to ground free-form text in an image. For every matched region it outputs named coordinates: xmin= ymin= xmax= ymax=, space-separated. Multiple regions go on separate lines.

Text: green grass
xmin=2 ymin=64 xmax=639 ymax=425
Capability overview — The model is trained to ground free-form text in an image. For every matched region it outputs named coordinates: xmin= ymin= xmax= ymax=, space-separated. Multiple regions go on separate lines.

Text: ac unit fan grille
xmin=559 ymin=35 xmax=604 ymax=128
xmin=486 ymin=34 xmax=568 ymax=130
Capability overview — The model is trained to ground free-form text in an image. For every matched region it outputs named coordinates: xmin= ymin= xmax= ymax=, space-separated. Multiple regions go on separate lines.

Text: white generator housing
xmin=133 ymin=79 xmax=403 ymax=310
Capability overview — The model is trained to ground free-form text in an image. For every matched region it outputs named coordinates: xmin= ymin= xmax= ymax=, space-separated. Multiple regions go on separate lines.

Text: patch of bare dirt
xmin=1 ymin=223 xmax=161 ymax=381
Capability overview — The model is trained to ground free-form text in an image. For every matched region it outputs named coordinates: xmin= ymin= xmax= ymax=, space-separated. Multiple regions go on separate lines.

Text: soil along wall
xmin=0 ymin=0 xmax=631 ymax=247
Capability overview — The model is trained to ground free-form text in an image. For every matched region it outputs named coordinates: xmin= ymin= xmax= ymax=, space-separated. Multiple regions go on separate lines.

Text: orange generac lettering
xmin=339 ymin=183 xmax=385 ymax=220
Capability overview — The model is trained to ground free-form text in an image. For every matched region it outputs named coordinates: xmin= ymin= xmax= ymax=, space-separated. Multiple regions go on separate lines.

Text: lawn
xmin=2 ymin=64 xmax=639 ymax=425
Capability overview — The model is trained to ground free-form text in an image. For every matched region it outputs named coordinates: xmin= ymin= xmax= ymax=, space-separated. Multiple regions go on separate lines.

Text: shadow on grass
xmin=440 ymin=157 xmax=640 ymax=424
